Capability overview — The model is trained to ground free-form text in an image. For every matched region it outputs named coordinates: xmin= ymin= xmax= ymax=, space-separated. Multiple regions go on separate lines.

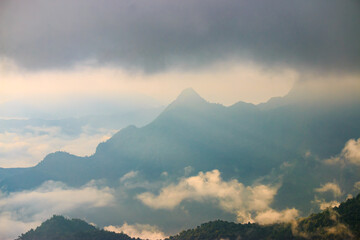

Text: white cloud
xmin=137 ymin=169 xmax=298 ymax=224
xmin=105 ymin=222 xmax=167 ymax=240
xmin=318 ymin=200 xmax=340 ymax=211
xmin=184 ymin=166 xmax=194 ymax=176
xmin=312 ymin=195 xmax=341 ymax=211
xmin=0 ymin=212 xmax=40 ymax=240
xmin=342 ymin=139 xmax=360 ymax=165
xmin=0 ymin=126 xmax=115 ymax=167
xmin=120 ymin=171 xmax=139 ymax=182
xmin=315 ymin=183 xmax=342 ymax=197
xmin=312 ymin=183 xmax=342 ymax=211
xmin=346 ymin=194 xmax=353 ymax=200
xmin=254 ymin=208 xmax=299 ymax=225
xmin=325 ymin=138 xmax=360 ymax=166
xmin=0 ymin=180 xmax=114 ymax=240
xmin=354 ymin=181 xmax=360 ymax=190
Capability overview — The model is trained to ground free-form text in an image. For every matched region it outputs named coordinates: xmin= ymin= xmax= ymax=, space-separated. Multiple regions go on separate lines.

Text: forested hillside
xmin=16 ymin=216 xmax=138 ymax=240
xmin=17 ymin=193 xmax=360 ymax=240
xmin=168 ymin=193 xmax=360 ymax=240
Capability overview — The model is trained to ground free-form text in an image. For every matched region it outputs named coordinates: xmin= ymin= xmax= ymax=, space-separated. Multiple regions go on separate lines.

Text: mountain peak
xmin=178 ymin=87 xmax=200 ymax=97
xmin=172 ymin=88 xmax=207 ymax=106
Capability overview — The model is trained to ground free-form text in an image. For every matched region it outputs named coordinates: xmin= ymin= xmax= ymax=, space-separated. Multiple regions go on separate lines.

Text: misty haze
xmin=0 ymin=0 xmax=360 ymax=240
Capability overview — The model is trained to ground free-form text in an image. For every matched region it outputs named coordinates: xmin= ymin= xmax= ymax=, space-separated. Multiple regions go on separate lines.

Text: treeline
xmin=167 ymin=221 xmax=295 ymax=240
xmin=167 ymin=193 xmax=360 ymax=240
xmin=17 ymin=193 xmax=360 ymax=240
xmin=16 ymin=215 xmax=139 ymax=240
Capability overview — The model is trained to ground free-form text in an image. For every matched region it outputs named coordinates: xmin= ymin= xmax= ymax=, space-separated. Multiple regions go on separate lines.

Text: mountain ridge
xmin=1 ymin=86 xmax=359 ymax=232
xmin=16 ymin=215 xmax=138 ymax=240
xmin=168 ymin=193 xmax=360 ymax=240
xmin=17 ymin=193 xmax=360 ymax=240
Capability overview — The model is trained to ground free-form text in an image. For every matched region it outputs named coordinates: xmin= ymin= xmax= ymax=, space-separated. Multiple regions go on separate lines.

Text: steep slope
xmin=94 ymin=88 xmax=271 ymax=181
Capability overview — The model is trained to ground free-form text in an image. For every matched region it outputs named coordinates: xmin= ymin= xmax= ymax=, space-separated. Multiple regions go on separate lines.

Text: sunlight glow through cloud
xmin=0 ymin=58 xmax=296 ymax=106
xmin=137 ymin=169 xmax=299 ymax=224
xmin=105 ymin=222 xmax=168 ymax=240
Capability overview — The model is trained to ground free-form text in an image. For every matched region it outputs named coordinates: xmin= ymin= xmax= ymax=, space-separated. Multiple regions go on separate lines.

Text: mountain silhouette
xmin=1 ymin=86 xmax=360 ymax=216
xmin=16 ymin=215 xmax=138 ymax=240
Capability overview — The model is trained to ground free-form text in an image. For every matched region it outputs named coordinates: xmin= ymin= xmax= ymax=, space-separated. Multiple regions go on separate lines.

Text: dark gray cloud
xmin=0 ymin=0 xmax=359 ymax=73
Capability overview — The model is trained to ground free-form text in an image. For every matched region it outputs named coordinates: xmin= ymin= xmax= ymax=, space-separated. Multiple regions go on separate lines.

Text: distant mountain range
xmin=17 ymin=192 xmax=360 ymax=240
xmin=2 ymin=86 xmax=360 ymax=209
xmin=1 ymin=85 xmax=360 ymax=234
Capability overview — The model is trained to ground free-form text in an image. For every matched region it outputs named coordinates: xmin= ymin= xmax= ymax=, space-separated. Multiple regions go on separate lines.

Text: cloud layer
xmin=325 ymin=138 xmax=360 ymax=166
xmin=105 ymin=222 xmax=168 ymax=240
xmin=0 ymin=125 xmax=115 ymax=167
xmin=315 ymin=183 xmax=342 ymax=198
xmin=137 ymin=169 xmax=298 ymax=224
xmin=0 ymin=180 xmax=114 ymax=240
xmin=312 ymin=182 xmax=343 ymax=211
xmin=1 ymin=0 xmax=359 ymax=73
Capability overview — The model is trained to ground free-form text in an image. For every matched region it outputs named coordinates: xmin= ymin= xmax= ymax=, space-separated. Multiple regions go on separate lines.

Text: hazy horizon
xmin=1 ymin=1 xmax=359 ymax=240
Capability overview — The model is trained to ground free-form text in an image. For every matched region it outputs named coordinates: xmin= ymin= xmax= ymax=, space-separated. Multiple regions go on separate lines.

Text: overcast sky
xmin=1 ymin=0 xmax=359 ymax=105
xmin=0 ymin=2 xmax=360 ymax=237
